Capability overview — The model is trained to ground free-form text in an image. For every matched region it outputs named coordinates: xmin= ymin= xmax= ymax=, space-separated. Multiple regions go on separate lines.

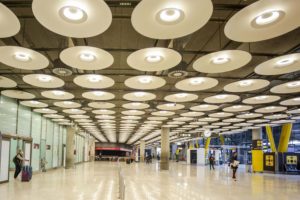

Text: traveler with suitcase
xmin=13 ymin=149 xmax=28 ymax=179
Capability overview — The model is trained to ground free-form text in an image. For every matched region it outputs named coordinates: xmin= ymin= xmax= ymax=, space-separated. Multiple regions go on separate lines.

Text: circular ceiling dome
xmin=125 ymin=75 xmax=166 ymax=90
xmin=82 ymin=91 xmax=115 ymax=101
xmin=1 ymin=90 xmax=35 ymax=99
xmin=224 ymin=0 xmax=300 ymax=42
xmin=224 ymin=79 xmax=270 ymax=92
xmin=131 ymin=0 xmax=213 ymax=39
xmin=0 ymin=46 xmax=49 ymax=70
xmin=60 ymin=46 xmax=114 ymax=70
xmin=255 ymin=53 xmax=300 ymax=75
xmin=255 ymin=106 xmax=287 ymax=113
xmin=193 ymin=50 xmax=252 ymax=73
xmin=54 ymin=101 xmax=81 ymax=108
xmin=280 ymin=97 xmax=300 ymax=106
xmin=127 ymin=47 xmax=181 ymax=72
xmin=204 ymin=94 xmax=240 ymax=104
xmin=73 ymin=74 xmax=114 ymax=89
xmin=33 ymin=108 xmax=57 ymax=114
xmin=0 ymin=3 xmax=20 ymax=38
xmin=23 ymin=74 xmax=64 ymax=88
xmin=88 ymin=102 xmax=115 ymax=109
xmin=0 ymin=76 xmax=17 ymax=88
xmin=175 ymin=77 xmax=218 ymax=91
xmin=190 ymin=104 xmax=219 ymax=111
xmin=122 ymin=102 xmax=150 ymax=110
xmin=242 ymin=95 xmax=281 ymax=104
xmin=32 ymin=0 xmax=112 ymax=38
xmin=41 ymin=90 xmax=74 ymax=100
xmin=270 ymin=81 xmax=300 ymax=94
xmin=157 ymin=103 xmax=185 ymax=111
xmin=123 ymin=92 xmax=156 ymax=102
xmin=223 ymin=105 xmax=253 ymax=112
xmin=20 ymin=100 xmax=48 ymax=108
xmin=164 ymin=93 xmax=198 ymax=103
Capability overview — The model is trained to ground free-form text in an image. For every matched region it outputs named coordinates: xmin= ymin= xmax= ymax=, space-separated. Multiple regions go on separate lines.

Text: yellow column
xmin=278 ymin=123 xmax=293 ymax=152
xmin=265 ymin=126 xmax=277 ymax=152
xmin=204 ymin=137 xmax=211 ymax=157
xmin=252 ymin=129 xmax=263 ymax=172
xmin=219 ymin=135 xmax=225 ymax=145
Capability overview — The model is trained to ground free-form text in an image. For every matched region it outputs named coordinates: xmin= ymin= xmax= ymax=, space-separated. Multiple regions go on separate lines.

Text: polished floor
xmin=1 ymin=161 xmax=300 ymax=200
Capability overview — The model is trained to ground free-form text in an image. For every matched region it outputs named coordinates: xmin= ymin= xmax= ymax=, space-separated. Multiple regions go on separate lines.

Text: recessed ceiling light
xmin=138 ymin=76 xmax=153 ymax=84
xmin=286 ymin=81 xmax=300 ymax=88
xmin=134 ymin=92 xmax=146 ymax=97
xmin=30 ymin=101 xmax=39 ymax=105
xmin=14 ymin=52 xmax=31 ymax=62
xmin=79 ymin=51 xmax=95 ymax=62
xmin=145 ymin=54 xmax=163 ymax=63
xmin=157 ymin=8 xmax=184 ymax=24
xmin=215 ymin=94 xmax=228 ymax=99
xmin=265 ymin=106 xmax=275 ymax=110
xmin=93 ymin=91 xmax=105 ymax=96
xmin=37 ymin=75 xmax=52 ymax=82
xmin=131 ymin=102 xmax=141 ymax=106
xmin=175 ymin=93 xmax=188 ymax=98
xmin=166 ymin=103 xmax=175 ymax=107
xmin=275 ymin=57 xmax=295 ymax=67
xmin=199 ymin=105 xmax=209 ymax=108
xmin=87 ymin=75 xmax=102 ymax=82
xmin=211 ymin=56 xmax=230 ymax=65
xmin=59 ymin=6 xmax=87 ymax=23
xmin=255 ymin=96 xmax=268 ymax=100
xmin=238 ymin=80 xmax=253 ymax=87
xmin=293 ymin=97 xmax=300 ymax=101
xmin=233 ymin=105 xmax=242 ymax=109
xmin=63 ymin=101 xmax=73 ymax=105
xmin=189 ymin=77 xmax=204 ymax=85
xmin=52 ymin=90 xmax=65 ymax=96
xmin=255 ymin=10 xmax=281 ymax=26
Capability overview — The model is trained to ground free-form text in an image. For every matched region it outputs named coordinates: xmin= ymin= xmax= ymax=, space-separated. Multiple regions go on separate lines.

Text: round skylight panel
xmin=33 ymin=108 xmax=57 ymax=114
xmin=242 ymin=95 xmax=281 ymax=104
xmin=180 ymin=112 xmax=204 ymax=117
xmin=32 ymin=0 xmax=112 ymax=38
xmin=236 ymin=113 xmax=263 ymax=119
xmin=127 ymin=47 xmax=181 ymax=72
xmin=209 ymin=112 xmax=234 ymax=118
xmin=223 ymin=118 xmax=245 ymax=123
xmin=212 ymin=122 xmax=231 ymax=126
xmin=121 ymin=110 xmax=145 ymax=116
xmin=44 ymin=114 xmax=64 ymax=119
xmin=0 ymin=3 xmax=20 ymax=38
xmin=73 ymin=74 xmax=114 ymax=89
xmin=88 ymin=102 xmax=115 ymax=109
xmin=131 ymin=0 xmax=213 ymax=39
xmin=224 ymin=0 xmax=300 ymax=42
xmin=0 ymin=76 xmax=17 ymax=88
xmin=223 ymin=105 xmax=253 ymax=112
xmin=224 ymin=79 xmax=270 ymax=92
xmin=123 ymin=92 xmax=156 ymax=102
xmin=41 ymin=90 xmax=74 ymax=100
xmin=20 ymin=100 xmax=48 ymax=108
xmin=175 ymin=77 xmax=218 ymax=91
xmin=264 ymin=114 xmax=288 ymax=120
xmin=151 ymin=111 xmax=175 ymax=116
xmin=270 ymin=81 xmax=300 ymax=94
xmin=82 ymin=91 xmax=115 ymax=101
xmin=125 ymin=75 xmax=166 ymax=90
xmin=0 ymin=46 xmax=49 ymax=70
xmin=54 ymin=101 xmax=81 ymax=108
xmin=271 ymin=120 xmax=295 ymax=124
xmin=157 ymin=103 xmax=184 ymax=111
xmin=23 ymin=74 xmax=64 ymax=88
xmin=173 ymin=117 xmax=194 ymax=122
xmin=193 ymin=50 xmax=251 ymax=73
xmin=69 ymin=115 xmax=90 ymax=119
xmin=63 ymin=109 xmax=86 ymax=115
xmin=92 ymin=109 xmax=115 ymax=115
xmin=122 ymin=102 xmax=150 ymax=110
xmin=204 ymin=94 xmax=240 ymax=104
xmin=255 ymin=106 xmax=287 ymax=113
xmin=1 ymin=90 xmax=35 ymax=99
xmin=198 ymin=117 xmax=219 ymax=122
xmin=60 ymin=46 xmax=113 ymax=70
xmin=280 ymin=97 xmax=300 ymax=106
xmin=286 ymin=109 xmax=300 ymax=114
xmin=247 ymin=119 xmax=270 ymax=123
xmin=147 ymin=117 xmax=168 ymax=121
xmin=164 ymin=93 xmax=198 ymax=103
xmin=190 ymin=104 xmax=219 ymax=111
xmin=255 ymin=53 xmax=300 ymax=75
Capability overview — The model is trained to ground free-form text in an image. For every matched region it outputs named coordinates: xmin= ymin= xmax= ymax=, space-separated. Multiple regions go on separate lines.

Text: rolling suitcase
xmin=21 ymin=165 xmax=32 ymax=182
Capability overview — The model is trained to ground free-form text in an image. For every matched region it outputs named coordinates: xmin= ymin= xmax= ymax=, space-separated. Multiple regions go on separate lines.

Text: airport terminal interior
xmin=0 ymin=0 xmax=300 ymax=199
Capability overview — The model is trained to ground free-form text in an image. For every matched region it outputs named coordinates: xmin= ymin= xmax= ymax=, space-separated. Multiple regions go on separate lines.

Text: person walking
xmin=13 ymin=149 xmax=27 ymax=179
xmin=230 ymin=152 xmax=239 ymax=181
xmin=175 ymin=148 xmax=180 ymax=162
xmin=209 ymin=155 xmax=215 ymax=170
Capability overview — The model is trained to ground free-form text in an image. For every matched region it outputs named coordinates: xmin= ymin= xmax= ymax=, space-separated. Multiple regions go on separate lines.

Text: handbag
xmin=232 ymin=160 xmax=240 ymax=167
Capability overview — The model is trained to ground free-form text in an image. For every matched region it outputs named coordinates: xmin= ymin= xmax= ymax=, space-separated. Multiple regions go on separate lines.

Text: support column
xmin=265 ymin=126 xmax=277 ymax=152
xmin=252 ymin=128 xmax=263 ymax=172
xmin=65 ymin=127 xmax=75 ymax=169
xmin=140 ymin=140 xmax=145 ymax=162
xmin=160 ymin=127 xmax=170 ymax=170
xmin=278 ymin=123 xmax=293 ymax=152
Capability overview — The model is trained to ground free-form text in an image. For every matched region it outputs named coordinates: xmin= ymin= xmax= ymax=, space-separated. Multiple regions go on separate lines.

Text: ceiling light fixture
xmin=215 ymin=94 xmax=228 ymax=99
xmin=211 ymin=56 xmax=230 ymax=65
xmin=175 ymin=93 xmax=188 ymax=98
xmin=63 ymin=101 xmax=73 ymax=105
xmin=233 ymin=105 xmax=242 ymax=109
xmin=145 ymin=54 xmax=163 ymax=63
xmin=293 ymin=97 xmax=300 ymax=101
xmin=30 ymin=101 xmax=39 ymax=105
xmin=286 ymin=81 xmax=300 ymax=88
xmin=93 ymin=91 xmax=105 ymax=96
xmin=138 ymin=76 xmax=153 ymax=84
xmin=79 ymin=51 xmax=95 ymax=62
xmin=189 ymin=77 xmax=204 ymax=85
xmin=134 ymin=92 xmax=146 ymax=97
xmin=157 ymin=8 xmax=184 ymax=24
xmin=52 ymin=90 xmax=65 ymax=96
xmin=37 ymin=75 xmax=52 ymax=82
xmin=14 ymin=52 xmax=31 ymax=62
xmin=239 ymin=80 xmax=253 ymax=87
xmin=255 ymin=96 xmax=268 ymax=100
xmin=255 ymin=10 xmax=281 ymax=26
xmin=275 ymin=57 xmax=295 ymax=67
xmin=87 ymin=75 xmax=102 ymax=82
xmin=59 ymin=6 xmax=87 ymax=23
